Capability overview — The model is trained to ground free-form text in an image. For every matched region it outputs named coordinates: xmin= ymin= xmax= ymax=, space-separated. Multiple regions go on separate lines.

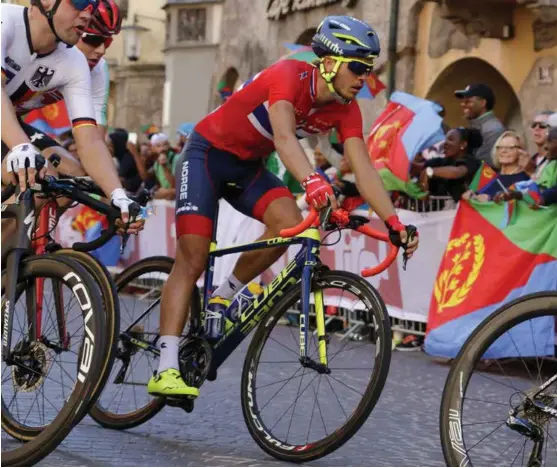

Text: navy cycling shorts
xmin=175 ymin=131 xmax=293 ymax=239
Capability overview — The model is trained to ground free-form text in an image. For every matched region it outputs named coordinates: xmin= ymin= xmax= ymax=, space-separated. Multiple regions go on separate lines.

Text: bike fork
xmin=2 ymin=250 xmax=25 ymax=362
xmin=300 ymin=262 xmax=328 ymax=371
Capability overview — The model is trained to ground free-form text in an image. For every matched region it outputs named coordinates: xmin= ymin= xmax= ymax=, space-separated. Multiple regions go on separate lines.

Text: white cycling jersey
xmin=1 ymin=4 xmax=97 ymax=130
xmin=90 ymin=58 xmax=109 ymax=127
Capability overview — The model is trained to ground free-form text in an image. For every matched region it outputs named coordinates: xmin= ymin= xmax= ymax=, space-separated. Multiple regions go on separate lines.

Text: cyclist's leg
xmin=225 ymin=167 xmax=302 ymax=284
xmin=148 ymin=133 xmax=220 ymax=397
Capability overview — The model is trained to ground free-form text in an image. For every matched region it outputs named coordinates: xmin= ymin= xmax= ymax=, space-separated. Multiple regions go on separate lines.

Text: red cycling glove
xmin=302 ymin=172 xmax=335 ymax=209
xmin=385 ymin=215 xmax=418 ymax=248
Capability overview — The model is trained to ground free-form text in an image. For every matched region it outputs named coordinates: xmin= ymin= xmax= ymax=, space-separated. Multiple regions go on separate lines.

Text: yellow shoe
xmin=147 ymin=369 xmax=199 ymax=398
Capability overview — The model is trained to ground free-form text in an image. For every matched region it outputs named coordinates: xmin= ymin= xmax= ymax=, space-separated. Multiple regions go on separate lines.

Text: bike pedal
xmin=165 ymin=397 xmax=195 ymax=413
xmin=206 ymin=367 xmax=217 ymax=381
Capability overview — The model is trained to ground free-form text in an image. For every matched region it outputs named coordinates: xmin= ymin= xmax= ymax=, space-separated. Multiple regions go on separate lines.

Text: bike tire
xmin=440 ymin=291 xmax=557 ymax=467
xmin=1 ymin=255 xmax=106 ymax=467
xmin=241 ymin=270 xmax=392 ymax=462
xmin=54 ymin=249 xmax=119 ymax=422
xmin=89 ymin=256 xmax=201 ymax=430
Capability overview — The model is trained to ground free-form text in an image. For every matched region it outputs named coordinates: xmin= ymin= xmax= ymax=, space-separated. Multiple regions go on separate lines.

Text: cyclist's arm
xmin=344 ymin=137 xmax=397 ymax=221
xmin=428 ymin=166 xmax=468 ymax=179
xmin=268 ymin=100 xmax=314 ymax=182
xmin=1 ymin=80 xmax=31 ymax=149
xmin=91 ymin=59 xmax=109 ymax=140
xmin=63 ymin=53 xmax=123 ymax=197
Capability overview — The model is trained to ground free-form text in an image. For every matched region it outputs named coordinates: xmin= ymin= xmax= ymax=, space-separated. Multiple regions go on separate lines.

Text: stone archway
xmin=426 ymin=57 xmax=522 ymax=134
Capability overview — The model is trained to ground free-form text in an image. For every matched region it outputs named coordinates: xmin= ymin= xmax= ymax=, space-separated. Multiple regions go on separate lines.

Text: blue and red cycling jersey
xmin=175 ymin=60 xmax=365 ymax=239
xmin=195 ymin=60 xmax=364 ymax=160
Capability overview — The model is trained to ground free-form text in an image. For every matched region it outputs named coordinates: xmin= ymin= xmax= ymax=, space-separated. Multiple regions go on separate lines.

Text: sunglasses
xmin=346 ymin=60 xmax=374 ymax=77
xmin=81 ymin=33 xmax=113 ymax=48
xmin=70 ymin=0 xmax=99 ymax=12
xmin=531 ymin=122 xmax=549 ymax=129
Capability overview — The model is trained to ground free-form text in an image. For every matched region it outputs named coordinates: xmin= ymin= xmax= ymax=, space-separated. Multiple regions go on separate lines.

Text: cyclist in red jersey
xmin=148 ymin=16 xmax=420 ymax=397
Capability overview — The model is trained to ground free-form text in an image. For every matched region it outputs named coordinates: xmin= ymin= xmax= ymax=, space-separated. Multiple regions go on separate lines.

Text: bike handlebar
xmin=279 ymin=208 xmax=399 ymax=278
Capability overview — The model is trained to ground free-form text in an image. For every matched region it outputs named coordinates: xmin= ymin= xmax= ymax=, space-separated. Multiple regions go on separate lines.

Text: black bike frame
xmin=1 ymin=189 xmax=36 ymax=361
xmin=120 ymin=203 xmax=326 ymax=373
xmin=1 ymin=178 xmax=123 ymax=363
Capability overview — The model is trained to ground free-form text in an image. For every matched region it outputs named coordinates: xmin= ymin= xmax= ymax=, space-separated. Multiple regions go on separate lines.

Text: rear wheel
xmin=1 ymin=256 xmax=106 ymax=467
xmin=241 ymin=270 xmax=391 ymax=462
xmin=89 ymin=256 xmax=201 ymax=430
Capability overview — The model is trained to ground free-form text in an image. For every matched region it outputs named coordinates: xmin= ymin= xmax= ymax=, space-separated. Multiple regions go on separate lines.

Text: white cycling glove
xmin=6 ymin=143 xmax=45 ymax=173
xmin=110 ymin=188 xmax=134 ymax=215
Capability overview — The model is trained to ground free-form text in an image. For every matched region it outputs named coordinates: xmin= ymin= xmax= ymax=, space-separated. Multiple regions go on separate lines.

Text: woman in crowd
xmin=413 ymin=127 xmax=482 ymax=202
xmin=466 ymin=131 xmax=530 ymax=202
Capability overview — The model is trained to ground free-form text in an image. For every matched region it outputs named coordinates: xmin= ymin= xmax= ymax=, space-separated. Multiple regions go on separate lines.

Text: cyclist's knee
xmin=174 ymin=235 xmax=210 ymax=279
xmin=263 ymin=197 xmax=302 ymax=234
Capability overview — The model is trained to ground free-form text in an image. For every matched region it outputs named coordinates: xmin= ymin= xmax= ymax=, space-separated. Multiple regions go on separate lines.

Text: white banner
xmin=56 ymin=200 xmax=456 ymax=323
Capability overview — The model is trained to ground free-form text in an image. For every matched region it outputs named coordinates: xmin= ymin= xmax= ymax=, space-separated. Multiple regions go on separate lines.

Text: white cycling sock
xmin=212 ymin=274 xmax=245 ymax=300
xmin=157 ymin=335 xmax=180 ymax=373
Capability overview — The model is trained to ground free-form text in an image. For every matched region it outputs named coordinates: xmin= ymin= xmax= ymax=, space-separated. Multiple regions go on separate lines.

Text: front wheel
xmin=241 ymin=270 xmax=391 ymax=463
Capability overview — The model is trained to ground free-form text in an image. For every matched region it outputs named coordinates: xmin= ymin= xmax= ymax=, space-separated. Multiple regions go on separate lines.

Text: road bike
xmin=1 ymin=171 xmax=138 ymax=466
xmin=440 ymin=291 xmax=557 ymax=467
xmin=92 ymin=204 xmax=413 ymax=462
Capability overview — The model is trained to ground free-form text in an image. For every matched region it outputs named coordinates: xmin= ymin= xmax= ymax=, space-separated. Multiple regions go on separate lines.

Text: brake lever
xmin=402 ymin=225 xmax=418 ymax=271
xmin=119 ymin=202 xmax=142 ymax=254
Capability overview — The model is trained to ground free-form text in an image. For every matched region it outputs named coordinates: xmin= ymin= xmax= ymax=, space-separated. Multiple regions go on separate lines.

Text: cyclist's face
xmin=334 ymin=62 xmax=366 ymax=101
xmin=51 ymin=0 xmax=93 ymax=46
xmin=77 ymin=39 xmax=106 ymax=69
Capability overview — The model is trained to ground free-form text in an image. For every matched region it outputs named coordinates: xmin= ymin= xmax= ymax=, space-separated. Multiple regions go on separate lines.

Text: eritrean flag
xmin=425 ymin=200 xmax=557 ymax=358
xmin=469 ymin=161 xmax=498 ymax=192
xmin=367 ymin=92 xmax=445 ymax=194
xmin=23 ymin=101 xmax=71 ymax=137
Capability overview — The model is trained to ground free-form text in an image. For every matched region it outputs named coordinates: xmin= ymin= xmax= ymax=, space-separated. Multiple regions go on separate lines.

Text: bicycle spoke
xmin=258 ymin=365 xmax=305 ymax=415
xmin=466 ymin=420 xmax=507 ymax=452
xmin=510 ymin=437 xmax=527 ymax=466
xmin=325 ymin=373 xmax=364 ymax=397
xmin=462 ymin=418 xmax=508 ymax=427
xmin=324 ymin=373 xmax=349 ymax=420
xmin=463 ymin=395 xmax=513 ymax=407
xmin=285 ymin=366 xmax=307 ymax=443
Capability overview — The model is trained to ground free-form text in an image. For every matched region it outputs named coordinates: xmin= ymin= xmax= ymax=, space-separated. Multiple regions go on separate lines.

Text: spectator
xmin=538 ymin=126 xmax=557 ymax=205
xmin=415 ymin=128 xmax=482 ymax=202
xmin=471 ymin=131 xmax=530 ymax=201
xmin=499 ymin=127 xmax=557 ymax=206
xmin=151 ymin=133 xmax=178 ymax=200
xmin=454 ymin=83 xmax=505 ymax=165
xmin=548 ymin=112 xmax=557 ymax=129
xmin=528 ymin=110 xmax=553 ymax=178
xmin=108 ymin=129 xmax=143 ymax=193
xmin=176 ymin=123 xmax=195 ymax=154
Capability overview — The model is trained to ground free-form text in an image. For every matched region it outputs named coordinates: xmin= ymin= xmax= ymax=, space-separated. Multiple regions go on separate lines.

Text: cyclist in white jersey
xmin=1 ymin=0 xmax=137 ymax=227
xmin=3 ymin=0 xmax=122 ymax=177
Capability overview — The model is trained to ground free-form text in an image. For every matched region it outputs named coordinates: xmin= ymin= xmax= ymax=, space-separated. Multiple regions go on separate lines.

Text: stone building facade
xmin=163 ymin=0 xmax=557 ymax=147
